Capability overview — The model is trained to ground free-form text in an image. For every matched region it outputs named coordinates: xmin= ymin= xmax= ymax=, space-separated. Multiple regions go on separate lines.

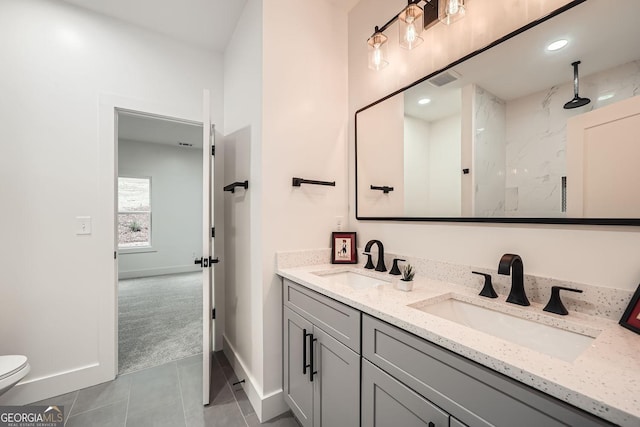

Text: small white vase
xmin=395 ymin=279 xmax=414 ymax=292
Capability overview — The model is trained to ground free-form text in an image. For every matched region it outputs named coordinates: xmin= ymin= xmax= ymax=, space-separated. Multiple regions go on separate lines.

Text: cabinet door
xmin=450 ymin=417 xmax=468 ymax=427
xmin=283 ymin=307 xmax=314 ymax=427
xmin=362 ymin=359 xmax=449 ymax=427
xmin=312 ymin=327 xmax=360 ymax=427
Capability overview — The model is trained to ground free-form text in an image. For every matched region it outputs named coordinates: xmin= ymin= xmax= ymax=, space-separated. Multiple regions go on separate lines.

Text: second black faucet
xmin=498 ymin=253 xmax=530 ymax=306
xmin=363 ymin=240 xmax=387 ymax=272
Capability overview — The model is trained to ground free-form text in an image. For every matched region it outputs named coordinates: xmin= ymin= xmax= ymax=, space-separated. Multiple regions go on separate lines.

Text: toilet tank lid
xmin=0 ymin=355 xmax=28 ymax=379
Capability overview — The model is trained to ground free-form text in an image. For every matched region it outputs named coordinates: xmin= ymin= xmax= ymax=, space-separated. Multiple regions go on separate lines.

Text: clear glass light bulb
xmin=405 ymin=23 xmax=417 ymax=45
xmin=373 ymin=47 xmax=382 ymax=67
xmin=447 ymin=0 xmax=459 ymax=15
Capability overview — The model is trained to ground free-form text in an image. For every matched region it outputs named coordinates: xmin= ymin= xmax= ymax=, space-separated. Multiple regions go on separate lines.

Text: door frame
xmin=114 ymin=107 xmax=204 ymax=373
xmin=98 ymin=93 xmax=209 ymax=381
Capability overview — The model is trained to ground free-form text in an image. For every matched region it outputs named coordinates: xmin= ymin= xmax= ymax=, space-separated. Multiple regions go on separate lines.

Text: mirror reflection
xmin=356 ymin=0 xmax=640 ymax=222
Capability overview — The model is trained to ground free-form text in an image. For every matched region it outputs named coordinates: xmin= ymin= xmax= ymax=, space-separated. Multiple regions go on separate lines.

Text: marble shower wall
xmin=503 ymin=59 xmax=640 ymax=217
xmin=473 ymin=85 xmax=507 ymax=217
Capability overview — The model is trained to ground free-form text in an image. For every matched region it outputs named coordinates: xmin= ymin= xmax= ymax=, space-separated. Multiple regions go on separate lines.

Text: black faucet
xmin=363 ymin=240 xmax=387 ymax=272
xmin=498 ymin=254 xmax=530 ymax=306
xmin=543 ymin=286 xmax=583 ymax=315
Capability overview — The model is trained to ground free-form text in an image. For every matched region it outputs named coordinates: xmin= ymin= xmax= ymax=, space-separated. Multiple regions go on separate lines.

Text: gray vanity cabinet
xmin=362 ymin=359 xmax=450 ymax=427
xmin=311 ymin=326 xmax=359 ymax=427
xmin=362 ymin=314 xmax=612 ymax=427
xmin=283 ymin=280 xmax=360 ymax=427
xmin=283 ymin=307 xmax=314 ymax=426
xmin=282 ymin=278 xmax=613 ymax=427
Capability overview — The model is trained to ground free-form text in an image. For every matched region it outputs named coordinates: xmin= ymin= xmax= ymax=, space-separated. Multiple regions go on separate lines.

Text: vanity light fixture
xmin=367 ymin=27 xmax=389 ymax=71
xmin=546 ymin=39 xmax=568 ymax=51
xmin=418 ymin=97 xmax=431 ymax=105
xmin=399 ymin=2 xmax=425 ymax=50
xmin=367 ymin=1 xmax=470 ymax=71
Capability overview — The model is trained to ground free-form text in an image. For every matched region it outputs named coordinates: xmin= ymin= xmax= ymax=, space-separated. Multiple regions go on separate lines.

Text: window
xmin=118 ymin=177 xmax=151 ymax=248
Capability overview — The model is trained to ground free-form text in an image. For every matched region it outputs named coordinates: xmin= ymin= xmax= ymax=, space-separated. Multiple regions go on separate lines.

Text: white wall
xmin=262 ymin=0 xmax=348 ymax=417
xmin=222 ymin=0 xmax=265 ymax=418
xmin=358 ymin=94 xmax=405 ymax=217
xmin=221 ymin=0 xmax=349 ymax=421
xmin=404 ymin=114 xmax=461 ymax=216
xmin=404 ymin=115 xmax=430 ymax=215
xmin=117 ymin=139 xmax=202 ymax=278
xmin=428 ymin=114 xmax=461 ymax=216
xmin=348 ymin=0 xmax=640 ymax=292
xmin=0 ymin=0 xmax=223 ymax=404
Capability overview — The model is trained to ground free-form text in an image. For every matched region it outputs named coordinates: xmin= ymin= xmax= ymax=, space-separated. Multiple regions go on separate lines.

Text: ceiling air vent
xmin=428 ymin=70 xmax=461 ymax=87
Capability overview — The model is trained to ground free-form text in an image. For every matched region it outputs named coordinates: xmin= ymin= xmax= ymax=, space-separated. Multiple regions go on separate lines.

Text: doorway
xmin=115 ymin=110 xmax=204 ymax=374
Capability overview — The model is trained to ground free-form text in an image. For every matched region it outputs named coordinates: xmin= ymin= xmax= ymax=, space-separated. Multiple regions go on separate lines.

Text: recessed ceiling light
xmin=546 ymin=39 xmax=568 ymax=51
xmin=418 ymin=98 xmax=431 ymax=105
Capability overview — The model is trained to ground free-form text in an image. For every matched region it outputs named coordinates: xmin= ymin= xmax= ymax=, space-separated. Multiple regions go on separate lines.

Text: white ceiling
xmin=61 ymin=0 xmax=248 ymax=52
xmin=118 ymin=112 xmax=203 ymax=148
xmin=61 ymin=0 xmax=360 ymax=52
xmin=405 ymin=88 xmax=461 ymax=122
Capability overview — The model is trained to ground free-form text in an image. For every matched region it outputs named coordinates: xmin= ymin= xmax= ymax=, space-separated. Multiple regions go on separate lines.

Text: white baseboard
xmin=0 ymin=363 xmax=112 ymax=406
xmin=222 ymin=335 xmax=289 ymax=423
xmin=261 ymin=386 xmax=290 ymax=423
xmin=118 ymin=265 xmax=201 ymax=279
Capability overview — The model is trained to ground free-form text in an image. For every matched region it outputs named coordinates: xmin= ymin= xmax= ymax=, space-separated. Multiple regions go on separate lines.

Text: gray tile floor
xmin=32 ymin=352 xmax=299 ymax=427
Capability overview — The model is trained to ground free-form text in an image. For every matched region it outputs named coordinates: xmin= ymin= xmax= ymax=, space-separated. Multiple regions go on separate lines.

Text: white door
xmin=201 ymin=89 xmax=216 ymax=405
xmin=566 ymin=95 xmax=640 ymax=218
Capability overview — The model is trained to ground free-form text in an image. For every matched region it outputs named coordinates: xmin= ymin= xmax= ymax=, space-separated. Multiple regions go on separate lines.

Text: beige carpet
xmin=118 ymin=272 xmax=202 ymax=374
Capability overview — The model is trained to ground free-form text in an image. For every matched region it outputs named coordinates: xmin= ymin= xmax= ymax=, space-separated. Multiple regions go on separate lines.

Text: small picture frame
xmin=619 ymin=284 xmax=640 ymax=335
xmin=331 ymin=232 xmax=357 ymax=264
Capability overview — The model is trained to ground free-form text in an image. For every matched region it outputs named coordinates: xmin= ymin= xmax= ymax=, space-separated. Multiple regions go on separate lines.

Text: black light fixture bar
xmin=371 ymin=0 xmax=439 ymax=37
xmin=292 ymin=177 xmax=336 ymax=187
xmin=223 ymin=180 xmax=249 ymax=193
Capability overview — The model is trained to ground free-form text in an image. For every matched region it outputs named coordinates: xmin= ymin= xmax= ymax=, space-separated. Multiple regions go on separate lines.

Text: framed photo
xmin=331 ymin=232 xmax=357 ymax=264
xmin=619 ymin=284 xmax=640 ymax=334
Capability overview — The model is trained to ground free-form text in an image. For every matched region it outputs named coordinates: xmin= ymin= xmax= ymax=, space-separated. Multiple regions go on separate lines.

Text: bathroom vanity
xmin=278 ymin=256 xmax=638 ymax=427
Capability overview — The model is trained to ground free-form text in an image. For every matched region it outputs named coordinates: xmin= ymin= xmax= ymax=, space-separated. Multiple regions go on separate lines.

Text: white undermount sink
xmin=314 ymin=271 xmax=390 ymax=290
xmin=411 ymin=296 xmax=597 ymax=362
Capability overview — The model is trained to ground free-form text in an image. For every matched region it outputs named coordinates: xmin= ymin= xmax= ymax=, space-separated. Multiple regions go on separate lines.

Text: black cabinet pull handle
xmin=303 ymin=329 xmax=312 ymax=375
xmin=309 ymin=335 xmax=318 ymax=382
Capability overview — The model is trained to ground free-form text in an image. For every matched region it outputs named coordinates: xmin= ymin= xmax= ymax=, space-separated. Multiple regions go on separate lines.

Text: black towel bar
xmin=370 ymin=185 xmax=394 ymax=194
xmin=292 ymin=177 xmax=335 ymax=187
xmin=224 ymin=181 xmax=249 ymax=193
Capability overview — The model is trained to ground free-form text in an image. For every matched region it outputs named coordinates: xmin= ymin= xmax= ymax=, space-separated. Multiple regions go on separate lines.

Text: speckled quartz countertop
xmin=277 ymin=263 xmax=640 ymax=427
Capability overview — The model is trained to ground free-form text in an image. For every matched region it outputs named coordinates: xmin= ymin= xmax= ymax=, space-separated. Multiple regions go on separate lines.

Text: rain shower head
xmin=564 ymin=61 xmax=591 ymax=109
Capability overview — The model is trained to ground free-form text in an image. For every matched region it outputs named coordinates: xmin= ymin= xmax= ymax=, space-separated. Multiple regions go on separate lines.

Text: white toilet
xmin=0 ymin=355 xmax=30 ymax=397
